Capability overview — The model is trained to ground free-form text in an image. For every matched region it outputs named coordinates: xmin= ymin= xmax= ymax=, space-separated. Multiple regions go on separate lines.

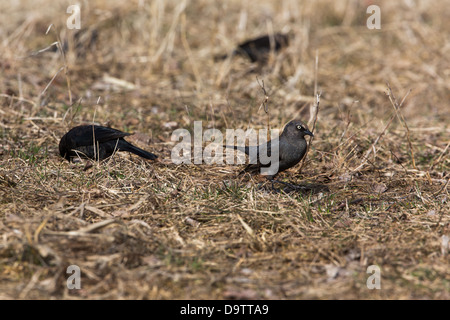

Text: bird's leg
xmin=270 ymin=180 xmax=282 ymax=193
xmin=263 ymin=177 xmax=282 ymax=193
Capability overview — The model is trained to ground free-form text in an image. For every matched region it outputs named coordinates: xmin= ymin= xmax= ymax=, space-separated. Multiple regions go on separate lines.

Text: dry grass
xmin=0 ymin=0 xmax=449 ymax=299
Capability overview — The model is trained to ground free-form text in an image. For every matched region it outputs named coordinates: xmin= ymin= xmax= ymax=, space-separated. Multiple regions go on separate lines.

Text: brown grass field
xmin=0 ymin=0 xmax=449 ymax=299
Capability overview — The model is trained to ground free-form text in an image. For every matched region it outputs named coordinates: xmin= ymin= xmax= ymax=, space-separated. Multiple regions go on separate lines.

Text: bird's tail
xmin=122 ymin=142 xmax=158 ymax=160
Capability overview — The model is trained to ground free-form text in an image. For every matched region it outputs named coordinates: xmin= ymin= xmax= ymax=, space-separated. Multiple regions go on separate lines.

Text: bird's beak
xmin=305 ymin=129 xmax=314 ymax=137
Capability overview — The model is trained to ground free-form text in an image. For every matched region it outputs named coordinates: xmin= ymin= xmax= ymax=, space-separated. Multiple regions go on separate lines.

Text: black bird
xmin=59 ymin=125 xmax=158 ymax=162
xmin=225 ymin=120 xmax=313 ymax=181
xmin=49 ymin=29 xmax=98 ymax=58
xmin=216 ymin=33 xmax=289 ymax=63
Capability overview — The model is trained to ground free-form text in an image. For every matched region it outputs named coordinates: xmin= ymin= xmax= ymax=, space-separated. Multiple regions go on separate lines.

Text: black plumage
xmin=216 ymin=33 xmax=289 ymax=62
xmin=59 ymin=125 xmax=157 ymax=162
xmin=225 ymin=120 xmax=313 ymax=180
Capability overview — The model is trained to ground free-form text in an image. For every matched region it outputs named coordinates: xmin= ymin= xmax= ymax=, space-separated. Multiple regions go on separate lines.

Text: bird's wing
xmin=92 ymin=126 xmax=131 ymax=143
xmin=255 ymin=139 xmax=279 ymax=163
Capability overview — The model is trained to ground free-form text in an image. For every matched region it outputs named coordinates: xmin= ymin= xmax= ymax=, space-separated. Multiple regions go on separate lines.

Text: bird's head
xmin=282 ymin=120 xmax=314 ymax=139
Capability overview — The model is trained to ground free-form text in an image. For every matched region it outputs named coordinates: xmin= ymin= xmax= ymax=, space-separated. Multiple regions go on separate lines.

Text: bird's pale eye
xmin=296 ymin=125 xmax=302 ymax=130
